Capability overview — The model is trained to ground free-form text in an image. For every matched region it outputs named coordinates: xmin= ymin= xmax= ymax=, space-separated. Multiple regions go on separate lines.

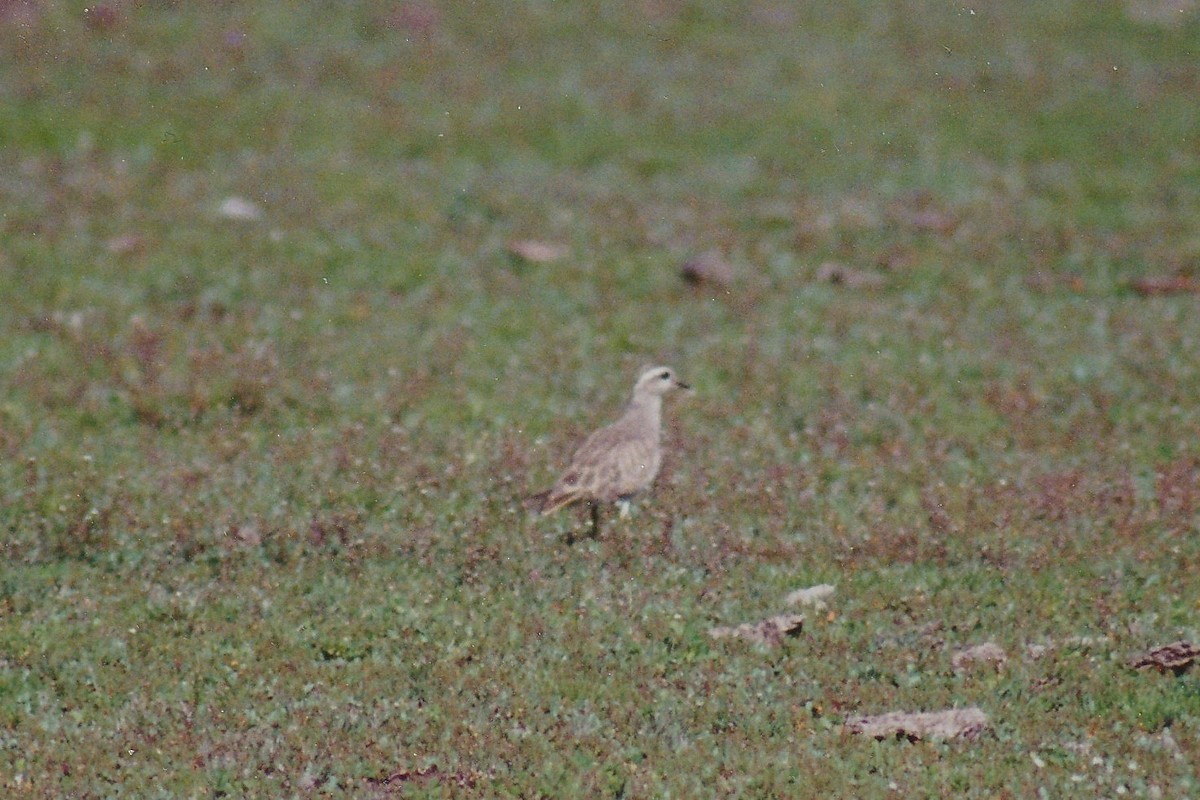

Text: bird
xmin=531 ymin=365 xmax=689 ymax=536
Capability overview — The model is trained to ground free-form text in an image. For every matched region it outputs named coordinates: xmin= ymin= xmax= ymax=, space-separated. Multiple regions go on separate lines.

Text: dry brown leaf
xmin=1129 ymin=275 xmax=1200 ymax=296
xmin=507 ymin=239 xmax=568 ymax=264
xmin=1130 ymin=641 xmax=1200 ymax=674
xmin=708 ymin=614 xmax=804 ymax=646
xmin=680 ymin=251 xmax=736 ymax=288
xmin=815 ymin=261 xmax=885 ymax=289
xmin=951 ymin=642 xmax=1007 ymax=671
xmin=845 ymin=707 xmax=990 ymax=741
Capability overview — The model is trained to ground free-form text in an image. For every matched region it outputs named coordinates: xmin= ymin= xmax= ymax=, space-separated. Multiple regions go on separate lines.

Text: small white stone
xmin=218 ymin=196 xmax=263 ymax=221
xmin=786 ymin=584 xmax=836 ymax=608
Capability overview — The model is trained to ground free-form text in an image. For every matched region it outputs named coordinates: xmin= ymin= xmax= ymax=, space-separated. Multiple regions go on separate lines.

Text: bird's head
xmin=634 ymin=366 xmax=690 ymax=398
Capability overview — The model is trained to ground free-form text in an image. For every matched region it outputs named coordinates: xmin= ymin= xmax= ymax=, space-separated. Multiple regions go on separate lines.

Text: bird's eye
xmin=660 ymin=371 xmax=671 ymax=380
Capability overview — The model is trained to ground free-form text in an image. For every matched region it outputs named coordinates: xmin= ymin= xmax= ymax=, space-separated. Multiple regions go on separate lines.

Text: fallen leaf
xmin=785 ymin=583 xmax=835 ymax=608
xmin=1128 ymin=275 xmax=1200 ymax=296
xmin=680 ymin=250 xmax=736 ymax=288
xmin=951 ymin=642 xmax=1007 ymax=671
xmin=218 ymin=196 xmax=263 ymax=221
xmin=845 ymin=707 xmax=990 ymax=741
xmin=1130 ymin=641 xmax=1200 ymax=674
xmin=708 ymin=614 xmax=803 ymax=646
xmin=815 ymin=261 xmax=885 ymax=289
xmin=507 ymin=239 xmax=568 ymax=263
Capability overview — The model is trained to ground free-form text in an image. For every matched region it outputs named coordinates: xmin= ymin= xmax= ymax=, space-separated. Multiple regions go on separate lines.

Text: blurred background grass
xmin=2 ymin=0 xmax=1199 ymax=796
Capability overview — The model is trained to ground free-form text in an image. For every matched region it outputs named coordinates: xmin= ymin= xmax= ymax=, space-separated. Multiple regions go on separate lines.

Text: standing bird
xmin=532 ymin=366 xmax=689 ymax=536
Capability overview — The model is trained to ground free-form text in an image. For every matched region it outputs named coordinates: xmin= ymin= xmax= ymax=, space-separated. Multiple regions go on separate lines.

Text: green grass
xmin=2 ymin=0 xmax=1200 ymax=796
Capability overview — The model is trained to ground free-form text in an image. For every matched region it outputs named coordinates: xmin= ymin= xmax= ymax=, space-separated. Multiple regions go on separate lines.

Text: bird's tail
xmin=524 ymin=488 xmax=579 ymax=516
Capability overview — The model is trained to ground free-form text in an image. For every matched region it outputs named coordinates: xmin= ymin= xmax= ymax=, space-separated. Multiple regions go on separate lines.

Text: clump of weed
xmin=1155 ymin=456 xmax=1200 ymax=526
xmin=18 ymin=310 xmax=288 ymax=425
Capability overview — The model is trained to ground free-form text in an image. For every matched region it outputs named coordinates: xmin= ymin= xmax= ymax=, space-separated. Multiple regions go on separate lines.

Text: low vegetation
xmin=2 ymin=1 xmax=1198 ymax=796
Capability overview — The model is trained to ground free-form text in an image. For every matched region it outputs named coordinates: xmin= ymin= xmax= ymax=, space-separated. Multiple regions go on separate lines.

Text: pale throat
xmin=626 ymin=393 xmax=663 ymax=433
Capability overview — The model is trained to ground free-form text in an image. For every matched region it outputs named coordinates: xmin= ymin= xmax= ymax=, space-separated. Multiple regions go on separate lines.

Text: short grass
xmin=2 ymin=0 xmax=1199 ymax=796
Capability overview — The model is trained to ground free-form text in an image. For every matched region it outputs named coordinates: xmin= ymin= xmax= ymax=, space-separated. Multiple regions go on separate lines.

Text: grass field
xmin=3 ymin=0 xmax=1200 ymax=796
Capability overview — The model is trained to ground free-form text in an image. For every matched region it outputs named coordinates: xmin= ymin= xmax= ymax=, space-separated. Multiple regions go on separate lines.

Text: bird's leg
xmin=588 ymin=502 xmax=602 ymax=538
